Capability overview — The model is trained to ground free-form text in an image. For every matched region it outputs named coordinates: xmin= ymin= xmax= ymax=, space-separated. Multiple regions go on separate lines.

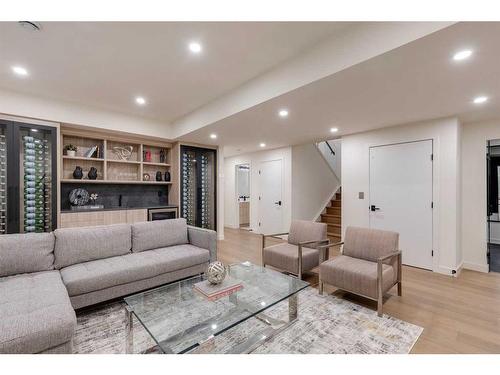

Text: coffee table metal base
xmin=124 ymin=293 xmax=298 ymax=354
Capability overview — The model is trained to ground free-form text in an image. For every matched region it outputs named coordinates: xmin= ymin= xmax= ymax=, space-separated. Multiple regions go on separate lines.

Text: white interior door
xmin=259 ymin=159 xmax=283 ymax=234
xmin=369 ymin=140 xmax=433 ymax=270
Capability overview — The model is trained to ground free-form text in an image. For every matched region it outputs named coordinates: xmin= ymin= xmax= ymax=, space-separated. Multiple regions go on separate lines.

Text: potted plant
xmin=64 ymin=144 xmax=77 ymax=157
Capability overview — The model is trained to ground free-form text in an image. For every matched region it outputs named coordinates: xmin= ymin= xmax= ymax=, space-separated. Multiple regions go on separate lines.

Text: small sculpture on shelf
xmin=69 ymin=188 xmax=89 ymax=206
xmin=164 ymin=171 xmax=171 ymax=182
xmin=88 ymin=167 xmax=98 ymax=180
xmin=113 ymin=145 xmax=133 ymax=161
xmin=89 ymin=193 xmax=99 ymax=205
xmin=73 ymin=166 xmax=83 ymax=179
xmin=155 ymin=171 xmax=162 ymax=181
xmin=143 ymin=173 xmax=150 ymax=181
xmin=64 ymin=144 xmax=77 ymax=157
xmin=143 ymin=150 xmax=152 ymax=162
xmin=159 ymin=149 xmax=166 ymax=163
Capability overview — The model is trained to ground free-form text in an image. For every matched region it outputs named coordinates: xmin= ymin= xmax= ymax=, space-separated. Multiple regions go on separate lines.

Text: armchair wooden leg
xmin=397 ymin=281 xmax=402 ymax=296
xmin=377 ymin=260 xmax=383 ymax=317
xmin=319 ymin=280 xmax=324 ymax=295
xmin=377 ymin=296 xmax=383 ymax=317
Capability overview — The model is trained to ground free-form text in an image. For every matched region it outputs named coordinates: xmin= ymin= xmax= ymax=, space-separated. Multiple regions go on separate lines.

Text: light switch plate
xmin=359 ymin=192 xmax=364 ymax=199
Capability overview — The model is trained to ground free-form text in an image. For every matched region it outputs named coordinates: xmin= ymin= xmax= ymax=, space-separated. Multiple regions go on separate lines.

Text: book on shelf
xmin=84 ymin=145 xmax=97 ymax=158
xmin=193 ymin=277 xmax=243 ymax=301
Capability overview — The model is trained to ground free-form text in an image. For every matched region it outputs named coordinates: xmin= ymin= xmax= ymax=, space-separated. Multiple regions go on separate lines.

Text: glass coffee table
xmin=123 ymin=262 xmax=309 ymax=354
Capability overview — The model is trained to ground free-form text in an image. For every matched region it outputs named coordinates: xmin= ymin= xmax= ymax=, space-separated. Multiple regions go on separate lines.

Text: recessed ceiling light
xmin=135 ymin=96 xmax=146 ymax=105
xmin=279 ymin=109 xmax=289 ymax=118
xmin=453 ymin=49 xmax=473 ymax=61
xmin=330 ymin=127 xmax=339 ymax=133
xmin=188 ymin=42 xmax=202 ymax=54
xmin=31 ymin=129 xmax=38 ymax=132
xmin=473 ymin=96 xmax=488 ymax=104
xmin=11 ymin=66 xmax=28 ymax=77
xmin=260 ymin=143 xmax=266 ymax=148
xmin=210 ymin=133 xmax=217 ymax=139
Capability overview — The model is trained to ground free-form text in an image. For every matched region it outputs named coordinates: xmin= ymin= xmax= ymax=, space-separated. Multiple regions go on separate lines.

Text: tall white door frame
xmin=258 ymin=158 xmax=284 ymax=235
xmin=369 ymin=139 xmax=434 ymax=270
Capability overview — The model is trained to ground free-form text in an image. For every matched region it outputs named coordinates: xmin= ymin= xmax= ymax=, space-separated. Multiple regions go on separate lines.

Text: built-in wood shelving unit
xmin=60 ymin=130 xmax=173 ymax=184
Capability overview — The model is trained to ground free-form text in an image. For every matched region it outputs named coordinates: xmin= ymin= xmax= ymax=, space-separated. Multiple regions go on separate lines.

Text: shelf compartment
xmin=63 ymin=156 xmax=104 ymax=162
xmin=63 ymin=135 xmax=104 ymax=159
xmin=62 ymin=158 xmax=104 ymax=180
xmin=106 ymin=140 xmax=141 ymax=162
xmin=142 ymin=144 xmax=170 ymax=164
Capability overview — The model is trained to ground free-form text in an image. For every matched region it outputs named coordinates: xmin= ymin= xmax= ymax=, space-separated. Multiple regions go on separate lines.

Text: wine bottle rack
xmin=181 ymin=150 xmax=196 ymax=226
xmin=23 ymin=135 xmax=52 ymax=233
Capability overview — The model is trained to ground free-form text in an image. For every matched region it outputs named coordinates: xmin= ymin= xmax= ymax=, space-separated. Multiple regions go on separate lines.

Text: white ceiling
xmin=178 ymin=22 xmax=500 ymax=156
xmin=0 ymin=22 xmax=349 ymax=123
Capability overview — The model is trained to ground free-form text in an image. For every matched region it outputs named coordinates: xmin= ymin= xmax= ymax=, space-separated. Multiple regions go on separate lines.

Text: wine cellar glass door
xmin=0 ymin=123 xmax=7 ymax=235
xmin=180 ymin=145 xmax=216 ymax=230
xmin=3 ymin=121 xmax=58 ymax=234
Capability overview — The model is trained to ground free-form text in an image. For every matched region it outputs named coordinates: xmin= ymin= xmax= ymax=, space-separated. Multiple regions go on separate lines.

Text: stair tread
xmin=327 ymin=232 xmax=341 ymax=237
xmin=326 ymin=223 xmax=341 ymax=227
xmin=321 ymin=213 xmax=341 ymax=218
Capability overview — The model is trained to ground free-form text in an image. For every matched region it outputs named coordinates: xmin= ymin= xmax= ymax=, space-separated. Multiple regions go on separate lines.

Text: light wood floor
xmin=218 ymin=227 xmax=500 ymax=354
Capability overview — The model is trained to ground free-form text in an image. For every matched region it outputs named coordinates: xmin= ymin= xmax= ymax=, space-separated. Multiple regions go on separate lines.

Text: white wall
xmin=291 ymin=143 xmax=340 ymax=221
xmin=224 ymin=146 xmax=292 ymax=233
xmin=342 ymin=117 xmax=462 ymax=275
xmin=0 ymin=88 xmax=171 ymax=139
xmin=461 ymin=120 xmax=500 ymax=273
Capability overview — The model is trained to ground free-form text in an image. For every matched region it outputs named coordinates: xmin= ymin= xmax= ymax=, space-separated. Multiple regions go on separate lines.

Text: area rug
xmin=73 ymin=288 xmax=423 ymax=354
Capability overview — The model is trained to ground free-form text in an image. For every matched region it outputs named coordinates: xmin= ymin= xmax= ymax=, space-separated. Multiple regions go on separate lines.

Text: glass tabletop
xmin=124 ymin=262 xmax=309 ymax=353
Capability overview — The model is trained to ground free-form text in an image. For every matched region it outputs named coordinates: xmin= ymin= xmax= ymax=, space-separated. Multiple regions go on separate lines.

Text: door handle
xmin=370 ymin=205 xmax=380 ymax=212
xmin=274 ymin=201 xmax=282 ymax=206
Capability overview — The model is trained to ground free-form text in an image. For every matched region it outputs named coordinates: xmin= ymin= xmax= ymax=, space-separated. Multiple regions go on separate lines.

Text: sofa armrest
xmin=187 ymin=226 xmax=217 ymax=262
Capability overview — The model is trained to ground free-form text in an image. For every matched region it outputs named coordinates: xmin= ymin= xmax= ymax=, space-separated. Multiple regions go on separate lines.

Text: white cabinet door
xmin=369 ymin=140 xmax=433 ymax=270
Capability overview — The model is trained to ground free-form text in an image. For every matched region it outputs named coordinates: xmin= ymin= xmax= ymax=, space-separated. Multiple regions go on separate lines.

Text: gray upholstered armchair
xmin=318 ymin=226 xmax=402 ymax=316
xmin=262 ymin=220 xmax=328 ymax=279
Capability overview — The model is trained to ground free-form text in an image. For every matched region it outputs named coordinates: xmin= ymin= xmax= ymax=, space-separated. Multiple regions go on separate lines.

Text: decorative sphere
xmin=206 ymin=261 xmax=227 ymax=285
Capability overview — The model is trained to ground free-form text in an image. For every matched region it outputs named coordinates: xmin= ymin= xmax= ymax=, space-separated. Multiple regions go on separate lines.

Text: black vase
xmin=155 ymin=171 xmax=162 ymax=181
xmin=164 ymin=171 xmax=171 ymax=182
xmin=88 ymin=167 xmax=98 ymax=180
xmin=73 ymin=166 xmax=83 ymax=179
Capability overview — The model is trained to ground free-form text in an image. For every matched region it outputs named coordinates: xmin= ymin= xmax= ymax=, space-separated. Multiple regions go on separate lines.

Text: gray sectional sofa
xmin=0 ymin=218 xmax=217 ymax=354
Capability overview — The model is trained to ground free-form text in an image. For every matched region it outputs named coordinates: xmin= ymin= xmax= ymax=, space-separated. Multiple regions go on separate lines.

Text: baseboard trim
xmin=463 ymin=261 xmax=489 ymax=273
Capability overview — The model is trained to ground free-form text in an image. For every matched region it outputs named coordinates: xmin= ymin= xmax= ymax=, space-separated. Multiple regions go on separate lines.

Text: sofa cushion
xmin=319 ymin=255 xmax=396 ymax=299
xmin=54 ymin=224 xmax=132 ymax=269
xmin=263 ymin=243 xmax=320 ymax=274
xmin=0 ymin=233 xmax=55 ymax=277
xmin=131 ymin=218 xmax=188 ymax=253
xmin=60 ymin=244 xmax=210 ymax=296
xmin=0 ymin=271 xmax=76 ymax=354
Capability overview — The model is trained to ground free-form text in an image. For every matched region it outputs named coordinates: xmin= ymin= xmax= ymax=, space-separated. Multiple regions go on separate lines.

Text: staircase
xmin=320 ymin=187 xmax=342 ymax=243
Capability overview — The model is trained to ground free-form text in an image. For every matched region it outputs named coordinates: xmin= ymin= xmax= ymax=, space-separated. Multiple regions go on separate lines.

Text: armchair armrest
xmin=377 ymin=251 xmax=401 ymax=263
xmin=317 ymin=241 xmax=344 ymax=262
xmin=377 ymin=250 xmax=402 ymax=301
xmin=187 ymin=225 xmax=217 ymax=262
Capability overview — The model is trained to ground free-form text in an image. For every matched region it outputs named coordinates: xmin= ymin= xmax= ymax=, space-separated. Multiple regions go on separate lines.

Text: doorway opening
xmin=487 ymin=140 xmax=500 ymax=273
xmin=236 ymin=164 xmax=251 ymax=231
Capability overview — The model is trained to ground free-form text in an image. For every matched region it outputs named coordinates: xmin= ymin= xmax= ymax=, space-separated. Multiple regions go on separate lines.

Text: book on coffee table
xmin=194 ymin=277 xmax=243 ymax=301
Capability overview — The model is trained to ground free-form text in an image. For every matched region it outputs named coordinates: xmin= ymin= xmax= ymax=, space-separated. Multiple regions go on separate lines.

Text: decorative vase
xmin=88 ymin=167 xmax=98 ymax=180
xmin=73 ymin=166 xmax=83 ymax=179
xmin=155 ymin=171 xmax=162 ymax=181
xmin=206 ymin=261 xmax=227 ymax=285
xmin=164 ymin=171 xmax=171 ymax=182
xmin=159 ymin=149 xmax=165 ymax=163
xmin=143 ymin=173 xmax=150 ymax=181
xmin=66 ymin=150 xmax=76 ymax=157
